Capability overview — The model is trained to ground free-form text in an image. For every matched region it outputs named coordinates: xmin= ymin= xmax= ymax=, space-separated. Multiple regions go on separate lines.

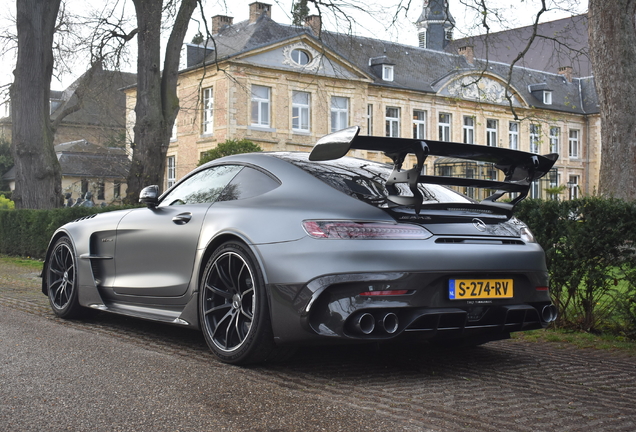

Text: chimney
xmin=212 ymin=15 xmax=233 ymax=34
xmin=249 ymin=2 xmax=271 ymax=23
xmin=458 ymin=46 xmax=474 ymax=65
xmin=304 ymin=15 xmax=321 ymax=37
xmin=558 ymin=66 xmax=573 ymax=83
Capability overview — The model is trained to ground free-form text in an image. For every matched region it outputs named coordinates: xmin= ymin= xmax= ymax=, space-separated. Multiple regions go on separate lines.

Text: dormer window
xmin=382 ymin=65 xmax=394 ymax=81
xmin=543 ymin=90 xmax=552 ymax=105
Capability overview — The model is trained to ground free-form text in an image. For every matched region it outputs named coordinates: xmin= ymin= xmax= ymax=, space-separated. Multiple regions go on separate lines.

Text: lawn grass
xmin=0 ymin=254 xmax=44 ymax=270
xmin=512 ymin=328 xmax=636 ymax=356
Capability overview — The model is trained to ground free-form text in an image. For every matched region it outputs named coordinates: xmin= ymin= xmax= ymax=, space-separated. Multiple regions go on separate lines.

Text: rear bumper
xmin=256 ymin=236 xmax=552 ymax=345
xmin=267 ymin=268 xmax=553 ymax=344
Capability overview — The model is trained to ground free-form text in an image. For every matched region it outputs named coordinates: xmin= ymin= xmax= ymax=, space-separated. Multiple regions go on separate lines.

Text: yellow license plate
xmin=449 ymin=279 xmax=513 ymax=300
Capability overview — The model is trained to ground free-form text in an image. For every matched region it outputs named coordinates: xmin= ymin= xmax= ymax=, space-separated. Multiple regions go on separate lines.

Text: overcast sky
xmin=0 ymin=0 xmax=588 ymax=93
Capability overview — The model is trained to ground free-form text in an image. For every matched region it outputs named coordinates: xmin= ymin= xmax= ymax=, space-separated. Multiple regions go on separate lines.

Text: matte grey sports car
xmin=43 ymin=126 xmax=558 ymax=364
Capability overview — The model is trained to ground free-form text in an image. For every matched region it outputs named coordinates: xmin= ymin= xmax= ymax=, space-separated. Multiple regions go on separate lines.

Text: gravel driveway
xmin=1 ymin=263 xmax=635 ymax=431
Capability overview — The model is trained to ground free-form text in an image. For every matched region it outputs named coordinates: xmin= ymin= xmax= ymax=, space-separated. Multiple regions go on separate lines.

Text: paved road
xmin=1 ymin=272 xmax=635 ymax=431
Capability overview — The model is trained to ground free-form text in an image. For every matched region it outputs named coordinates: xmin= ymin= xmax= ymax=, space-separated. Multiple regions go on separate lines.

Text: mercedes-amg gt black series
xmin=43 ymin=126 xmax=558 ymax=364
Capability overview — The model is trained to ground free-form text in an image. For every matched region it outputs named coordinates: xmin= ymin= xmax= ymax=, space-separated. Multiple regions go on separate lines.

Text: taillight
xmin=359 ymin=290 xmax=409 ymax=296
xmin=302 ymin=220 xmax=433 ymax=240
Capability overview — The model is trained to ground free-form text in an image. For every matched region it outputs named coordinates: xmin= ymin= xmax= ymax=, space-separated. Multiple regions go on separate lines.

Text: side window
xmin=159 ymin=165 xmax=242 ymax=206
xmin=218 ymin=167 xmax=280 ymax=201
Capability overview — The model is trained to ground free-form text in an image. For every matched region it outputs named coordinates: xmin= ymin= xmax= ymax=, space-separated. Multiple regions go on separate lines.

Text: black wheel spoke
xmin=204 ymin=302 xmax=232 ymax=316
xmin=216 ymin=260 xmax=235 ymax=292
xmin=204 ymin=280 xmax=233 ymax=300
xmin=211 ymin=309 xmax=234 ymax=349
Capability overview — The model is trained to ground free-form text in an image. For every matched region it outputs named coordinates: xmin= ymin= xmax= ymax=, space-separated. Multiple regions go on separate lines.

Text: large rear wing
xmin=309 ymin=126 xmax=558 ymax=213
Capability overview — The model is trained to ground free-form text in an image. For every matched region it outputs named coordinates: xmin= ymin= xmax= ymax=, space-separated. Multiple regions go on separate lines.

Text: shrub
xmin=198 ymin=139 xmax=262 ymax=166
xmin=515 ymin=198 xmax=636 ymax=335
xmin=0 ymin=194 xmax=14 ymax=210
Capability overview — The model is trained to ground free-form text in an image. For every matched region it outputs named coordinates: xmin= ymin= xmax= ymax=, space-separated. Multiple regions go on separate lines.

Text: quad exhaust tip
xmin=352 ymin=312 xmax=400 ymax=335
xmin=542 ymin=305 xmax=558 ymax=323
xmin=380 ymin=312 xmax=399 ymax=334
xmin=353 ymin=312 xmax=375 ymax=335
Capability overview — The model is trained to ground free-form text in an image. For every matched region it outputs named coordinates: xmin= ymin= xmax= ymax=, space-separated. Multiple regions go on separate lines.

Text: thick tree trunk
xmin=588 ymin=0 xmax=636 ymax=199
xmin=126 ymin=0 xmax=197 ymax=203
xmin=11 ymin=0 xmax=63 ymax=209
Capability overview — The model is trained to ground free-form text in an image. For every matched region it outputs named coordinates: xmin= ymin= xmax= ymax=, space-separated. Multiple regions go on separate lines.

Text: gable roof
xmin=55 ymin=140 xmax=129 ymax=178
xmin=51 ymin=65 xmax=137 ymax=128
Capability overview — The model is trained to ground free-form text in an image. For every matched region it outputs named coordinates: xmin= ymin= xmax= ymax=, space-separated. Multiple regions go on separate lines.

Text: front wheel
xmin=199 ymin=241 xmax=277 ymax=364
xmin=46 ymin=236 xmax=83 ymax=319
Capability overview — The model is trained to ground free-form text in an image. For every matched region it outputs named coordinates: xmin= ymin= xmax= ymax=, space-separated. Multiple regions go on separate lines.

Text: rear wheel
xmin=46 ymin=236 xmax=83 ymax=319
xmin=199 ymin=241 xmax=277 ymax=364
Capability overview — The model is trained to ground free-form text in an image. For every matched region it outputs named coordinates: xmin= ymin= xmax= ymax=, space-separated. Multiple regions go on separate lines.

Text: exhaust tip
xmin=542 ymin=305 xmax=558 ymax=323
xmin=353 ymin=312 xmax=375 ymax=335
xmin=380 ymin=312 xmax=399 ymax=334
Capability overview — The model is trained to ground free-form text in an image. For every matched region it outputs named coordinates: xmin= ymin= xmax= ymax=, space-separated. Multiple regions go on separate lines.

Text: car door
xmin=111 ymin=164 xmax=243 ymax=297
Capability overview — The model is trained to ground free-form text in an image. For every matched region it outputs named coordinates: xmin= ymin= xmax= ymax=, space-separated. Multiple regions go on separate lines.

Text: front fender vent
xmin=72 ymin=214 xmax=97 ymax=223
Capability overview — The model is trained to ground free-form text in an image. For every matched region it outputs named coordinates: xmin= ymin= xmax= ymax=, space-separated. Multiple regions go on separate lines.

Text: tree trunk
xmin=588 ymin=0 xmax=636 ymax=200
xmin=11 ymin=0 xmax=63 ymax=209
xmin=126 ymin=0 xmax=197 ymax=203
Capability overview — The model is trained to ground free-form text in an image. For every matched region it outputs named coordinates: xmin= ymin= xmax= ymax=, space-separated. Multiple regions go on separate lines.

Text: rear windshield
xmin=276 ymin=153 xmax=472 ymax=206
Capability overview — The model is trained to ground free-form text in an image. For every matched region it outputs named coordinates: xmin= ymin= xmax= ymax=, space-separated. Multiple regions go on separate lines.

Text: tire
xmin=199 ymin=241 xmax=277 ymax=365
xmin=46 ymin=236 xmax=83 ymax=319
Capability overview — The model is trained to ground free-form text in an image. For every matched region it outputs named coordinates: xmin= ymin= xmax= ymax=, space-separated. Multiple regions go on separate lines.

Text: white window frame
xmin=463 ymin=116 xmax=475 ymax=144
xmin=330 ymin=96 xmax=349 ymax=133
xmin=413 ymin=110 xmax=426 ymax=139
xmin=292 ymin=91 xmax=310 ymax=133
xmin=367 ymin=104 xmax=373 ymax=135
xmin=202 ymin=87 xmax=214 ymax=135
xmin=382 ymin=65 xmax=394 ymax=81
xmin=529 ymin=124 xmax=540 ymax=154
xmin=509 ymin=122 xmax=519 ymax=150
xmin=548 ymin=169 xmax=560 ymax=200
xmin=439 ymin=113 xmax=451 ymax=141
xmin=568 ymin=175 xmax=580 ymax=200
xmin=251 ymin=85 xmax=271 ymax=128
xmin=167 ymin=156 xmax=176 ymax=189
xmin=385 ymin=107 xmax=400 ymax=138
xmin=543 ymin=91 xmax=553 ymax=105
xmin=569 ymin=129 xmax=580 ymax=159
xmin=486 ymin=119 xmax=498 ymax=147
xmin=291 ymin=49 xmax=311 ymax=65
xmin=549 ymin=126 xmax=560 ymax=154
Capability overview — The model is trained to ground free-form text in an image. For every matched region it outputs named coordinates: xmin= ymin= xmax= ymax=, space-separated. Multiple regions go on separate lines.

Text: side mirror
xmin=139 ymin=185 xmax=160 ymax=208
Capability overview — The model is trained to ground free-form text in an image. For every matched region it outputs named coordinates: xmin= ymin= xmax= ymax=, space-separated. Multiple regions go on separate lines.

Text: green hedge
xmin=515 ymin=197 xmax=636 ymax=337
xmin=0 ymin=206 xmax=136 ymax=259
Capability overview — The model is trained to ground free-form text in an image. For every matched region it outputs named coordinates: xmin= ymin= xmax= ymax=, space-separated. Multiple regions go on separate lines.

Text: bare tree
xmin=11 ymin=0 xmax=63 ymax=209
xmin=124 ymin=0 xmax=198 ymax=203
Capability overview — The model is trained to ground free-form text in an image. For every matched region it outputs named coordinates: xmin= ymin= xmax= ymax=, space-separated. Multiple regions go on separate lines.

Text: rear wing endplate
xmin=309 ymin=126 xmax=558 ymax=213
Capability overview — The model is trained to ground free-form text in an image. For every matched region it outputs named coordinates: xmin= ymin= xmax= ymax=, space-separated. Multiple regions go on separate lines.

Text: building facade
xmin=125 ymin=1 xmax=600 ymax=201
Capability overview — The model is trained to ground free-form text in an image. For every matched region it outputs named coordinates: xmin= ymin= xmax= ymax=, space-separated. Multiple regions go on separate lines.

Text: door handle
xmin=172 ymin=213 xmax=192 ymax=225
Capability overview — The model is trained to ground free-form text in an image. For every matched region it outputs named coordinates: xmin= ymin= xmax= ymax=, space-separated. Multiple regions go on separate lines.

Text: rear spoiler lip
xmin=309 ymin=126 xmax=559 ymax=213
